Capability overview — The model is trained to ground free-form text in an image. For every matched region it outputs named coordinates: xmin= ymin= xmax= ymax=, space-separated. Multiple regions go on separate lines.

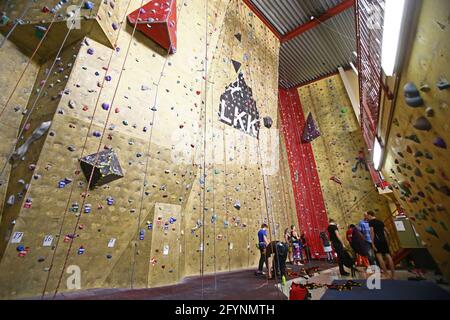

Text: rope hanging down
xmin=0 ymin=2 xmax=82 ymax=181
xmin=0 ymin=1 xmax=70 ymax=121
xmin=51 ymin=0 xmax=147 ymax=299
xmin=40 ymin=0 xmax=136 ymax=299
xmin=238 ymin=0 xmax=283 ymax=299
xmin=0 ymin=0 xmax=33 ymax=48
xmin=131 ymin=0 xmax=187 ymax=289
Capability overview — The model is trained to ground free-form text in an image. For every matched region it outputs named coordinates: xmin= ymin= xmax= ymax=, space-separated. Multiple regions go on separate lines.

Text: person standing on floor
xmin=301 ymin=232 xmax=311 ymax=262
xmin=290 ymin=225 xmax=304 ymax=266
xmin=347 ymin=224 xmax=370 ymax=269
xmin=255 ymin=223 xmax=270 ymax=276
xmin=320 ymin=231 xmax=334 ymax=263
xmin=359 ymin=211 xmax=377 ymax=272
xmin=284 ymin=228 xmax=293 ymax=264
xmin=327 ymin=219 xmax=350 ymax=276
xmin=367 ymin=211 xmax=395 ymax=279
xmin=266 ymin=240 xmax=289 ymax=280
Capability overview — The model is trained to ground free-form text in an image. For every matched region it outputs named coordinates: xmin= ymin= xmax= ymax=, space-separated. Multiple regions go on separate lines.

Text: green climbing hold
xmin=414 ymin=151 xmax=423 ymax=158
xmin=425 ymin=226 xmax=439 ymax=238
xmin=0 ymin=14 xmax=9 ymax=26
xmin=35 ymin=26 xmax=47 ymax=39
xmin=405 ymin=134 xmax=420 ymax=143
xmin=425 ymin=167 xmax=435 ymax=174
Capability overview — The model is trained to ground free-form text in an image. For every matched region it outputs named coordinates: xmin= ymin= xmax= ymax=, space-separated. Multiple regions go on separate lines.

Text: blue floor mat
xmin=320 ymin=279 xmax=450 ymax=300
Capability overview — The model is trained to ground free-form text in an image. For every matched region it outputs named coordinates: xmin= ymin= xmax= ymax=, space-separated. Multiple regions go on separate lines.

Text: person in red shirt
xmin=346 ymin=225 xmax=354 ymax=245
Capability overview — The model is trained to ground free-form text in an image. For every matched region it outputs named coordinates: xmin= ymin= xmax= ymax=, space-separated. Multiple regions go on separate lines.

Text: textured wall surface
xmin=0 ymin=35 xmax=39 ymax=229
xmin=298 ymin=75 xmax=391 ymax=239
xmin=0 ymin=0 xmax=120 ymax=62
xmin=0 ymin=0 xmax=294 ymax=299
xmin=382 ymin=0 xmax=450 ymax=281
xmin=279 ymin=88 xmax=328 ymax=258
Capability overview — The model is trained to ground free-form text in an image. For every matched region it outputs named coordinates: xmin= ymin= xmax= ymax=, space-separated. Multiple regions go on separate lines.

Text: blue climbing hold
xmin=404 ymin=82 xmax=423 ymax=107
xmin=84 ymin=1 xmax=94 ymax=10
xmin=106 ymin=197 xmax=114 ymax=205
xmin=434 ymin=137 xmax=447 ymax=149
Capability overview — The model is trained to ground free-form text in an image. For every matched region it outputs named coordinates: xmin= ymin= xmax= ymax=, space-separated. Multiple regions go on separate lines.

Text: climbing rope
xmin=306 ymin=83 xmax=348 ymax=227
xmin=40 ymin=0 xmax=136 ymax=299
xmin=131 ymin=0 xmax=187 ymax=290
xmin=51 ymin=0 xmax=147 ymax=299
xmin=0 ymin=0 xmax=33 ymax=48
xmin=239 ymin=0 xmax=283 ymax=299
xmin=198 ymin=0 xmax=209 ymax=300
xmin=222 ymin=128 xmax=231 ymax=273
xmin=0 ymin=2 xmax=64 ymax=121
xmin=0 ymin=2 xmax=81 ymax=181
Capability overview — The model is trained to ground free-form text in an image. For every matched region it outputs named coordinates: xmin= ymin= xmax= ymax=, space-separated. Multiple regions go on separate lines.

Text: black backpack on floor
xmin=342 ymin=249 xmax=357 ymax=277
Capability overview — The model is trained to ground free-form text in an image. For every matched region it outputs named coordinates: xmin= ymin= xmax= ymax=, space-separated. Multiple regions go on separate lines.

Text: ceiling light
xmin=381 ymin=0 xmax=407 ymax=76
xmin=373 ymin=137 xmax=384 ymax=170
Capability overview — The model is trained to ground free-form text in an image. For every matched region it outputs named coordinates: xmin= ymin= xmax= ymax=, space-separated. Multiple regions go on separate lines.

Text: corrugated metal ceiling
xmin=250 ymin=0 xmax=356 ymax=88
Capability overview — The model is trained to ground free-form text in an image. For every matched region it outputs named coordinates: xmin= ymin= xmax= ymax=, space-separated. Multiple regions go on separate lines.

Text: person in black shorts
xmin=367 ymin=211 xmax=395 ymax=279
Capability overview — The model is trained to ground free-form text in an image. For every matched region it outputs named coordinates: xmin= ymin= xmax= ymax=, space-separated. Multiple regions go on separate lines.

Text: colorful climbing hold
xmin=84 ymin=1 xmax=94 ymax=10
xmin=404 ymin=82 xmax=423 ymax=107
xmin=433 ymin=137 xmax=447 ymax=149
xmin=413 ymin=116 xmax=432 ymax=131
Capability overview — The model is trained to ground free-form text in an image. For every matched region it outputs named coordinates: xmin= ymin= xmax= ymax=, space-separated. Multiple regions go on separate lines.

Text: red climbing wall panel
xmin=128 ymin=0 xmax=177 ymax=54
xmin=279 ymin=88 xmax=329 ymax=259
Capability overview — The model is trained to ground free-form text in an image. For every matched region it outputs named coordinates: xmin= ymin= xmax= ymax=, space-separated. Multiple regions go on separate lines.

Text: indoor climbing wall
xmin=0 ymin=0 xmax=120 ymax=62
xmin=279 ymin=88 xmax=328 ymax=259
xmin=297 ymin=75 xmax=391 ymax=239
xmin=382 ymin=0 xmax=450 ymax=281
xmin=0 ymin=0 xmax=294 ymax=299
xmin=180 ymin=0 xmax=291 ymax=278
xmin=0 ymin=35 xmax=39 ymax=223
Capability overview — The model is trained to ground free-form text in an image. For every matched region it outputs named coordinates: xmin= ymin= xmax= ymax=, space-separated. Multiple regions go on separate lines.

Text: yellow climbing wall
xmin=0 ymin=35 xmax=39 ymax=223
xmin=180 ymin=0 xmax=289 ymax=278
xmin=0 ymin=0 xmax=294 ymax=299
xmin=0 ymin=0 xmax=120 ymax=62
xmin=381 ymin=0 xmax=450 ymax=281
xmin=298 ymin=75 xmax=391 ymax=238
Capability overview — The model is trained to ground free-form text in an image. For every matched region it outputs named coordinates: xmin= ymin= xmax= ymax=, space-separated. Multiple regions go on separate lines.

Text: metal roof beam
xmin=281 ymin=0 xmax=355 ymax=43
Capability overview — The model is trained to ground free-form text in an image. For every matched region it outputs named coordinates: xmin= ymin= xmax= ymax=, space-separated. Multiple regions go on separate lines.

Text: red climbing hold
xmin=330 ymin=175 xmax=342 ymax=185
xmin=127 ymin=0 xmax=177 ymax=54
